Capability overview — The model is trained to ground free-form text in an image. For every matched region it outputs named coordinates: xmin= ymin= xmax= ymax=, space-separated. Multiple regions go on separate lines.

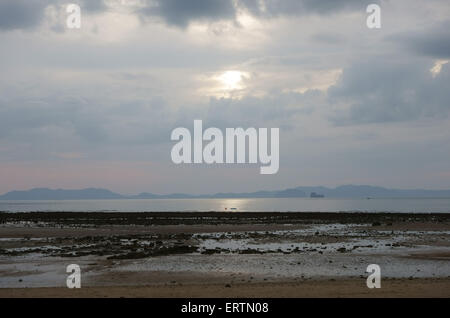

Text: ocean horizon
xmin=1 ymin=197 xmax=450 ymax=213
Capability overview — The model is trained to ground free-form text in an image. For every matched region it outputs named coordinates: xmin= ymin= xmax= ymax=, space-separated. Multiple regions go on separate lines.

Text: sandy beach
xmin=1 ymin=212 xmax=449 ymax=298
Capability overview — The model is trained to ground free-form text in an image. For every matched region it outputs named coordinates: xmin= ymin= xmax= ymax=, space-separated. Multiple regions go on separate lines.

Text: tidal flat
xmin=0 ymin=212 xmax=449 ymax=297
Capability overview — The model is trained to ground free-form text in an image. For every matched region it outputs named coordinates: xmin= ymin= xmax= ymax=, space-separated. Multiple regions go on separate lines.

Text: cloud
xmin=0 ymin=81 xmax=324 ymax=162
xmin=2 ymin=0 xmax=450 ymax=193
xmin=80 ymin=0 xmax=108 ymax=13
xmin=388 ymin=21 xmax=450 ymax=59
xmin=238 ymin=0 xmax=376 ymax=17
xmin=204 ymin=91 xmax=322 ymax=129
xmin=0 ymin=0 xmax=379 ymax=31
xmin=0 ymin=94 xmax=174 ymax=152
xmin=137 ymin=0 xmax=378 ymax=28
xmin=138 ymin=0 xmax=236 ymax=28
xmin=0 ymin=0 xmax=48 ymax=30
xmin=328 ymin=58 xmax=450 ymax=125
xmin=0 ymin=0 xmax=107 ymax=31
xmin=310 ymin=32 xmax=347 ymax=45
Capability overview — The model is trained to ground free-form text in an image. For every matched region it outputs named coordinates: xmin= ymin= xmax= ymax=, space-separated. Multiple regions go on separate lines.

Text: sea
xmin=1 ymin=197 xmax=450 ymax=213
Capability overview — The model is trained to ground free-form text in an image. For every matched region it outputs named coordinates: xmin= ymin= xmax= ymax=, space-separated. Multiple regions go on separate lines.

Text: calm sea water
xmin=0 ymin=198 xmax=450 ymax=213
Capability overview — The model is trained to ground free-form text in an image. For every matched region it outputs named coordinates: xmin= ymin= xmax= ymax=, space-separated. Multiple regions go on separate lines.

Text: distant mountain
xmin=211 ymin=188 xmax=306 ymax=198
xmin=132 ymin=192 xmax=196 ymax=199
xmin=1 ymin=185 xmax=450 ymax=200
xmin=0 ymin=188 xmax=124 ymax=200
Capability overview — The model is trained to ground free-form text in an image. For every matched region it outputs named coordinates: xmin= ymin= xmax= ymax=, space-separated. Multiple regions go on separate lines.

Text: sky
xmin=0 ymin=0 xmax=450 ymax=195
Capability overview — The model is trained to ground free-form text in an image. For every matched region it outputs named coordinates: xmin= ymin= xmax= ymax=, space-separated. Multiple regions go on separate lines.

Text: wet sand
xmin=2 ymin=278 xmax=450 ymax=298
xmin=0 ymin=212 xmax=449 ymax=297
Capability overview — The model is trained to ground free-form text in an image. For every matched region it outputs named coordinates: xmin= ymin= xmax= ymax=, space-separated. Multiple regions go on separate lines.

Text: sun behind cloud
xmin=217 ymin=70 xmax=249 ymax=90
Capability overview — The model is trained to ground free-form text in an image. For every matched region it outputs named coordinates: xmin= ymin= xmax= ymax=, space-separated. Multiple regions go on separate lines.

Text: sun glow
xmin=217 ymin=71 xmax=247 ymax=90
xmin=198 ymin=70 xmax=250 ymax=98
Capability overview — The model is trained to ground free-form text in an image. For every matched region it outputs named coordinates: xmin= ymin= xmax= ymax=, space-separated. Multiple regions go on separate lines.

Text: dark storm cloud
xmin=0 ymin=0 xmax=107 ymax=31
xmin=138 ymin=0 xmax=378 ymax=28
xmin=80 ymin=0 xmax=108 ymax=13
xmin=329 ymin=58 xmax=450 ymax=125
xmin=0 ymin=0 xmax=48 ymax=30
xmin=388 ymin=21 xmax=450 ymax=59
xmin=0 ymin=0 xmax=378 ymax=31
xmin=139 ymin=0 xmax=236 ymax=28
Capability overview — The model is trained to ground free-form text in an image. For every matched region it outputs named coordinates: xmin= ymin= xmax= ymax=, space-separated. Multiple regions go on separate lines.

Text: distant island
xmin=1 ymin=185 xmax=450 ymax=200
